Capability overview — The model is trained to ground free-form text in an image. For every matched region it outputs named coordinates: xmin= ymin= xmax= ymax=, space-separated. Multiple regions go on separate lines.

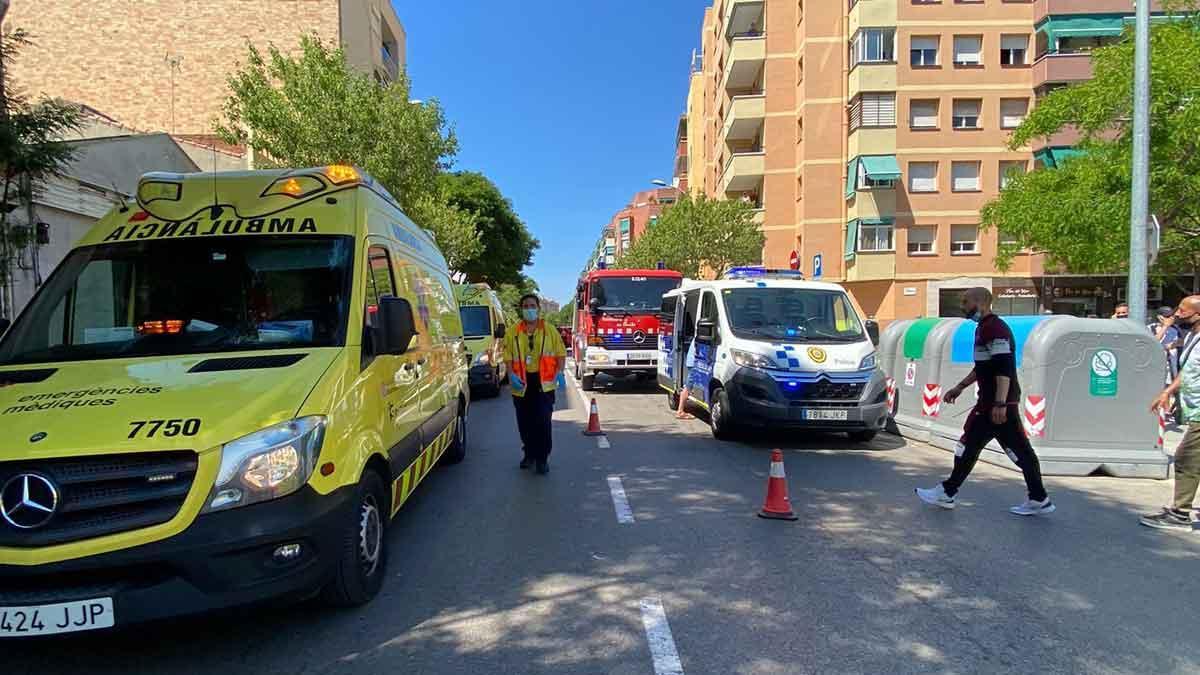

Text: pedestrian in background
xmin=503 ymin=294 xmax=567 ymax=475
xmin=675 ymin=338 xmax=697 ymax=420
xmin=1113 ymin=304 xmax=1130 ymax=319
xmin=1143 ymin=296 xmax=1200 ymax=531
xmin=1151 ymin=307 xmax=1182 ymax=422
xmin=916 ymin=288 xmax=1055 ymax=516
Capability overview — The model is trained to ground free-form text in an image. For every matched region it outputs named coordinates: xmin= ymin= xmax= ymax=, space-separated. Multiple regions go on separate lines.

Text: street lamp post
xmin=1127 ymin=0 xmax=1151 ymax=326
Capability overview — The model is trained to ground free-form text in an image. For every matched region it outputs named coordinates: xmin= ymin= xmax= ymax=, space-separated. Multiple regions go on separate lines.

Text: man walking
xmin=503 ymin=294 xmax=567 ymax=475
xmin=1142 ymin=296 xmax=1200 ymax=531
xmin=916 ymin=288 xmax=1055 ymax=515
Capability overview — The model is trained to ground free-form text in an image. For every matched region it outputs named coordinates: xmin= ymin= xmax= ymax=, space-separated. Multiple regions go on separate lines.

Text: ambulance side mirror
xmin=377 ymin=296 xmax=418 ymax=355
xmin=493 ymin=324 xmax=506 ymax=339
xmin=865 ymin=319 xmax=880 ymax=346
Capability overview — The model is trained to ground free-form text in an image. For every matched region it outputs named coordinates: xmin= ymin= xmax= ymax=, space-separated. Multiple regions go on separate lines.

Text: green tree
xmin=981 ymin=10 xmax=1200 ymax=285
xmin=438 ymin=171 xmax=538 ymax=285
xmin=217 ymin=35 xmax=481 ymax=268
xmin=544 ymin=299 xmax=575 ymax=328
xmin=619 ymin=193 xmax=763 ymax=278
xmin=0 ymin=27 xmax=82 ymax=318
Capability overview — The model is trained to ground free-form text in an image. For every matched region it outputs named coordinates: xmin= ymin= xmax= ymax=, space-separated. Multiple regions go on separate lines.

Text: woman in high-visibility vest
xmin=503 ymin=294 xmax=567 ymax=475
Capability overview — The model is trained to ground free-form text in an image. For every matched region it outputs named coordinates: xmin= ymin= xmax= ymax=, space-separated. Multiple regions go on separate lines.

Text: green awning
xmin=844 ymin=219 xmax=860 ymax=261
xmin=845 ymin=158 xmax=860 ymax=200
xmin=859 ymin=155 xmax=902 ymax=181
xmin=1036 ymin=14 xmax=1126 ymax=51
xmin=1034 ymin=146 xmax=1085 ymax=169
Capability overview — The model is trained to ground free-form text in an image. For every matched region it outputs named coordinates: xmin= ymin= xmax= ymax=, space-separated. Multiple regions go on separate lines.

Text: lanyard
xmin=517 ymin=324 xmax=546 ymax=366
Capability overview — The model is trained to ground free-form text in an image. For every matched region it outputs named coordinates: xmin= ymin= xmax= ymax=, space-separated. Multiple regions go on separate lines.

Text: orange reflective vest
xmin=508 ymin=320 xmax=560 ymax=396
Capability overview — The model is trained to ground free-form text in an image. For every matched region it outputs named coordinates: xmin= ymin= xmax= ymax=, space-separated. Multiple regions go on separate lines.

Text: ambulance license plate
xmin=803 ymin=409 xmax=849 ymax=422
xmin=0 ymin=598 xmax=114 ymax=637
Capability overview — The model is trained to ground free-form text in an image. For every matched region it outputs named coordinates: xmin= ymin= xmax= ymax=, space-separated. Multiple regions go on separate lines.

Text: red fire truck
xmin=572 ymin=267 xmax=684 ymax=390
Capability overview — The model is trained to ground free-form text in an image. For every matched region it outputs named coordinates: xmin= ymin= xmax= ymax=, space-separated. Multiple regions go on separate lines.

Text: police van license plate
xmin=0 ymin=598 xmax=114 ymax=637
xmin=803 ymin=409 xmax=849 ymax=422
xmin=629 ymin=352 xmax=654 ymax=361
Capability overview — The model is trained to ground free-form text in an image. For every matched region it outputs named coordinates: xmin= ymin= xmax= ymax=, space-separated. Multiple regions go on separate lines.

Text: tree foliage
xmin=982 ymin=10 xmax=1200 ymax=277
xmin=618 ymin=194 xmax=763 ymax=278
xmin=217 ymin=35 xmax=481 ymax=268
xmin=544 ymin=299 xmax=575 ymax=328
xmin=437 ymin=171 xmax=538 ymax=285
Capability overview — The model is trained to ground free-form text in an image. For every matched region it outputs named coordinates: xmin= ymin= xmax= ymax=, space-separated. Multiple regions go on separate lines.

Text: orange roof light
xmin=325 ymin=165 xmax=360 ymax=185
xmin=137 ymin=320 xmax=185 ymax=335
xmin=279 ymin=178 xmax=304 ymax=196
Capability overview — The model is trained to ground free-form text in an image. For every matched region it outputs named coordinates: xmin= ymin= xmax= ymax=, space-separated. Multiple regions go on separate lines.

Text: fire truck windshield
xmin=590 ymin=277 xmax=680 ymax=312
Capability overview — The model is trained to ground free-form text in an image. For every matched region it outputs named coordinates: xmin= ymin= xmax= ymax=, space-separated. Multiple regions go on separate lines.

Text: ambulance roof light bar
xmin=723 ymin=266 xmax=805 ymax=281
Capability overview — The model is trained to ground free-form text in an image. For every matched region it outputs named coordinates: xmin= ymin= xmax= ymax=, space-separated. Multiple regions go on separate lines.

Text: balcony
xmin=1032 ymin=51 xmax=1094 ymax=87
xmin=723 ymin=94 xmax=765 ymax=143
xmin=725 ymin=0 xmax=765 ymax=38
xmin=1034 ymin=0 xmax=1159 ymax=21
xmin=722 ymin=35 xmax=766 ymax=93
xmin=720 ymin=151 xmax=765 ymax=195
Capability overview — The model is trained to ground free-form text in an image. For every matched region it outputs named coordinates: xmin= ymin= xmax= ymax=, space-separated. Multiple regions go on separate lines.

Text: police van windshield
xmin=0 ymin=235 xmax=355 ymax=365
xmin=721 ymin=287 xmax=865 ymax=343
xmin=591 ymin=277 xmax=680 ymax=312
xmin=459 ymin=306 xmax=492 ymax=337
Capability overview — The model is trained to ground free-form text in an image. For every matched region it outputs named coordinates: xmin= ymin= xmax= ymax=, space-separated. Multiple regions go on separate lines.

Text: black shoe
xmin=519 ymin=457 xmax=533 ymax=470
xmin=535 ymin=461 xmax=549 ymax=475
xmin=1139 ymin=508 xmax=1193 ymax=532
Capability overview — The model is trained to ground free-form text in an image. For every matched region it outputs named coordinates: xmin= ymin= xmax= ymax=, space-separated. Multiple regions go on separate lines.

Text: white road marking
xmin=640 ymin=597 xmax=684 ymax=675
xmin=606 ymin=475 xmax=635 ymax=524
xmin=597 ymin=436 xmax=611 ymax=449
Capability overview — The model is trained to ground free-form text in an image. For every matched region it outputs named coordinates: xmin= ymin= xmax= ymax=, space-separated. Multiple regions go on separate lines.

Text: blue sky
xmin=395 ymin=0 xmax=708 ymax=304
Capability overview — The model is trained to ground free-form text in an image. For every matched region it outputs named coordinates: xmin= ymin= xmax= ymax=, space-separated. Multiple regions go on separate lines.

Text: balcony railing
xmin=720 ymin=151 xmax=766 ymax=194
xmin=723 ymin=93 xmax=766 ymax=143
xmin=722 ymin=34 xmax=766 ymax=93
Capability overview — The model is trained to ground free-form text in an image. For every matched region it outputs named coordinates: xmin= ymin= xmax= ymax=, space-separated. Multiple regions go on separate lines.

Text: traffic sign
xmin=812 ymin=254 xmax=823 ymax=279
xmin=789 ymin=250 xmax=799 ymax=270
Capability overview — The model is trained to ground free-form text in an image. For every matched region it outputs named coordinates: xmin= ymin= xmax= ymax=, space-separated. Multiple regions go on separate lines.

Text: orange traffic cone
xmin=583 ymin=398 xmax=605 ymax=436
xmin=758 ymin=449 xmax=798 ymax=521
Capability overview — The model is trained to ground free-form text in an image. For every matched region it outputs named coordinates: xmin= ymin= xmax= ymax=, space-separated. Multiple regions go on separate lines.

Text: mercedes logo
xmin=0 ymin=473 xmax=60 ymax=530
xmin=633 ymin=331 xmax=646 ymax=345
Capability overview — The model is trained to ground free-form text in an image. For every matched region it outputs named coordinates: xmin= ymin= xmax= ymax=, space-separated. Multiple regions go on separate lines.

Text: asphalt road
xmin=6 ymin=366 xmax=1200 ymax=674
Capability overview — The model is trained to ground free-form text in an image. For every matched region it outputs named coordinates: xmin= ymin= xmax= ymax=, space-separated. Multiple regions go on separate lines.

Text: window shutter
xmin=1001 ymin=35 xmax=1028 ymax=51
xmin=909 ymin=162 xmax=937 ymax=192
xmin=911 ymin=36 xmax=937 ymax=51
xmin=954 ymin=36 xmax=982 ymax=63
xmin=1001 ymin=99 xmax=1028 ymax=127
xmin=911 ymin=100 xmax=937 ymax=127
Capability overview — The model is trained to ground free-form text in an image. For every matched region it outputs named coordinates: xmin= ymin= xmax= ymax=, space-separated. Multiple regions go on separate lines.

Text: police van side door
xmin=692 ymin=290 xmax=721 ymax=406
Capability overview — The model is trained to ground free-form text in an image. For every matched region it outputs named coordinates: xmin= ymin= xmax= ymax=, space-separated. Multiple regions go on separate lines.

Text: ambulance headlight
xmin=204 ymin=416 xmax=325 ymax=512
xmin=731 ymin=349 xmax=779 ymax=370
xmin=860 ymin=353 xmax=877 ymax=370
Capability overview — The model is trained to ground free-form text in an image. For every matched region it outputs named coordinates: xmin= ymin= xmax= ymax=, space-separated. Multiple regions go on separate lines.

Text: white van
xmin=657 ymin=268 xmax=887 ymax=441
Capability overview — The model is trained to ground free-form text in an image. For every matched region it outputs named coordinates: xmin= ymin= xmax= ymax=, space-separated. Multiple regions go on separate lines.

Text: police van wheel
xmin=581 ymin=374 xmax=596 ymax=391
xmin=848 ymin=429 xmax=878 ymax=443
xmin=666 ymin=390 xmax=680 ymax=411
xmin=322 ymin=470 xmax=389 ymax=607
xmin=710 ymin=388 xmax=738 ymax=440
xmin=441 ymin=407 xmax=468 ymax=465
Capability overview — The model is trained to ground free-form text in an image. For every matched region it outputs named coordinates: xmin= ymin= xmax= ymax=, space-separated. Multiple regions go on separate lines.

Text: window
xmin=908 ymin=161 xmax=938 ymax=192
xmin=619 ymin=217 xmax=631 ymax=233
xmin=999 ymin=160 xmax=1026 ymax=189
xmin=648 ymin=215 xmax=660 ymax=228
xmin=951 ymin=161 xmax=981 ymax=191
xmin=910 ymin=36 xmax=939 ymax=67
xmin=952 ymin=99 xmax=981 ymax=129
xmin=951 ymin=224 xmax=979 ymax=254
xmin=910 ymin=99 xmax=939 ymax=128
xmin=366 ymin=245 xmax=397 ymax=314
xmin=953 ymin=35 xmax=982 ymax=66
xmin=851 ymin=28 xmax=896 ymax=67
xmin=857 ymin=162 xmax=896 ymax=190
xmin=1000 ymin=34 xmax=1028 ymax=66
xmin=908 ymin=225 xmax=937 ymax=255
xmin=1000 ymin=98 xmax=1028 ymax=128
xmin=848 ymin=93 xmax=896 ymax=131
xmin=859 ymin=222 xmax=895 ymax=252
xmin=700 ymin=291 xmax=719 ymax=326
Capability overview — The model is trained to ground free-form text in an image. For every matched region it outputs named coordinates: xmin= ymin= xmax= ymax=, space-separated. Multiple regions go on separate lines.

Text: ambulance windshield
xmin=459 ymin=306 xmax=492 ymax=337
xmin=0 ymin=235 xmax=355 ymax=365
xmin=721 ymin=287 xmax=865 ymax=342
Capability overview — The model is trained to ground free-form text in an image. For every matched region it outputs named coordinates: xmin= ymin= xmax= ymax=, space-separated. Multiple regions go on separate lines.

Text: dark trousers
xmin=943 ymin=408 xmax=1048 ymax=501
xmin=514 ymin=380 xmax=556 ymax=462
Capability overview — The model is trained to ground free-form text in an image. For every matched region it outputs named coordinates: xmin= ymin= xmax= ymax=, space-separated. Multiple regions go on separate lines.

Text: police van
xmin=455 ymin=283 xmax=507 ymax=397
xmin=658 ymin=268 xmax=887 ymax=441
xmin=0 ymin=166 xmax=469 ymax=635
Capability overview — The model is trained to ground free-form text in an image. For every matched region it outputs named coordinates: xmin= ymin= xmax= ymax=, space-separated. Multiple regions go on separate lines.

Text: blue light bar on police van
xmin=723 ymin=266 xmax=805 ymax=280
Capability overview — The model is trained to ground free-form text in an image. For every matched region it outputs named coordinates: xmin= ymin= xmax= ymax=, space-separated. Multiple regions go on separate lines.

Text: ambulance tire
xmin=322 ymin=470 xmax=389 ymax=607
xmin=848 ymin=430 xmax=877 ymax=443
xmin=484 ymin=369 xmax=502 ymax=398
xmin=440 ymin=405 xmax=468 ymax=465
xmin=709 ymin=387 xmax=739 ymax=440
xmin=581 ymin=373 xmax=596 ymax=391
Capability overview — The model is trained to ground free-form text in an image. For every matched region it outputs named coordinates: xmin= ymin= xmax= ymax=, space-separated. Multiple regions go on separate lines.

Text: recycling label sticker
xmin=1090 ymin=349 xmax=1118 ymax=397
xmin=904 ymin=361 xmax=917 ymax=388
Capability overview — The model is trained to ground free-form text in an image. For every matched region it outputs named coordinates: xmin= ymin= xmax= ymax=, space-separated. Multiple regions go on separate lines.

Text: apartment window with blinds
xmin=1000 ymin=34 xmax=1028 ymax=66
xmin=1000 ymin=98 xmax=1028 ymax=128
xmin=952 ymin=99 xmax=981 ymax=129
xmin=999 ymin=160 xmax=1027 ymax=189
xmin=910 ymin=36 xmax=939 ymax=67
xmin=951 ymin=161 xmax=981 ymax=192
xmin=848 ymin=93 xmax=896 ymax=131
xmin=851 ymin=28 xmax=896 ymax=68
xmin=908 ymin=162 xmax=938 ymax=193
xmin=859 ymin=222 xmax=894 ymax=252
xmin=910 ymin=99 xmax=939 ymax=129
xmin=908 ymin=225 xmax=937 ymax=255
xmin=953 ymin=35 xmax=983 ymax=66
xmin=951 ymin=224 xmax=979 ymax=254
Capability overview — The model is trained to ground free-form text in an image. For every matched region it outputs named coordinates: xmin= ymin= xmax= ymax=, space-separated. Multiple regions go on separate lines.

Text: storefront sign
xmin=995 ymin=286 xmax=1037 ymax=299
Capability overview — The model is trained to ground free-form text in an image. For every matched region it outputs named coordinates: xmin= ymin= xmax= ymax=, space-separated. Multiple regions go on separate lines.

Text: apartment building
xmin=7 ymin=0 xmax=405 ymax=137
xmin=683 ymin=0 xmax=1157 ymax=321
xmin=586 ymin=187 xmax=683 ymax=271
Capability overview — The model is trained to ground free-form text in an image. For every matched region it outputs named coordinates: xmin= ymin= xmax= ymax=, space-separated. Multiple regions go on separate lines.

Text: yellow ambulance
xmin=454 ymin=283 xmax=507 ymax=397
xmin=0 ymin=165 xmax=469 ymax=636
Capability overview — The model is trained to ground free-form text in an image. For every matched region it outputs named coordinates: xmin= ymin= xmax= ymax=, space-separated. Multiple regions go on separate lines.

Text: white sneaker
xmin=915 ymin=485 xmax=956 ymax=509
xmin=1009 ymin=498 xmax=1056 ymax=516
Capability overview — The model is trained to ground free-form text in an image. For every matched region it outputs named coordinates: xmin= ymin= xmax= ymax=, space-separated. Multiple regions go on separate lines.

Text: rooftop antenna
xmin=164 ymin=53 xmax=183 ymax=134
xmin=111 ymin=180 xmax=128 ymax=212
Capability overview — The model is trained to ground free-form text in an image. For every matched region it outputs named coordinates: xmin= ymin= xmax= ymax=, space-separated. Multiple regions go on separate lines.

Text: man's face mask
xmin=522 ymin=308 xmax=539 ymax=322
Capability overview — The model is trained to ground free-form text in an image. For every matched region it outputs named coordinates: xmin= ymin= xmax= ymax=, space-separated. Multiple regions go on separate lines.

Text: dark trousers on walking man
xmin=514 ymin=380 xmax=555 ymax=464
xmin=945 ymin=408 xmax=1048 ymax=502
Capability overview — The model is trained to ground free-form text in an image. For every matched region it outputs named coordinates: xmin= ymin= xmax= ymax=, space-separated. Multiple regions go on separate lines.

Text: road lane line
xmin=597 ymin=436 xmax=611 ymax=449
xmin=606 ymin=476 xmax=635 ymax=524
xmin=640 ymin=597 xmax=684 ymax=675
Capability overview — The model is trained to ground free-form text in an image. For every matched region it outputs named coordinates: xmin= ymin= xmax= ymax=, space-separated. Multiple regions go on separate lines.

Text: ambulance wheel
xmin=322 ymin=470 xmax=389 ymax=607
xmin=848 ymin=430 xmax=878 ymax=443
xmin=485 ymin=368 xmax=502 ymax=398
xmin=581 ymin=373 xmax=596 ymax=391
xmin=666 ymin=390 xmax=680 ymax=411
xmin=710 ymin=388 xmax=738 ymax=440
xmin=440 ymin=406 xmax=468 ymax=465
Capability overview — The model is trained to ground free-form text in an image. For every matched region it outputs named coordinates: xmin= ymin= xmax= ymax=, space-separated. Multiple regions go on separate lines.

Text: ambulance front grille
xmin=0 ymin=451 xmax=198 ymax=548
